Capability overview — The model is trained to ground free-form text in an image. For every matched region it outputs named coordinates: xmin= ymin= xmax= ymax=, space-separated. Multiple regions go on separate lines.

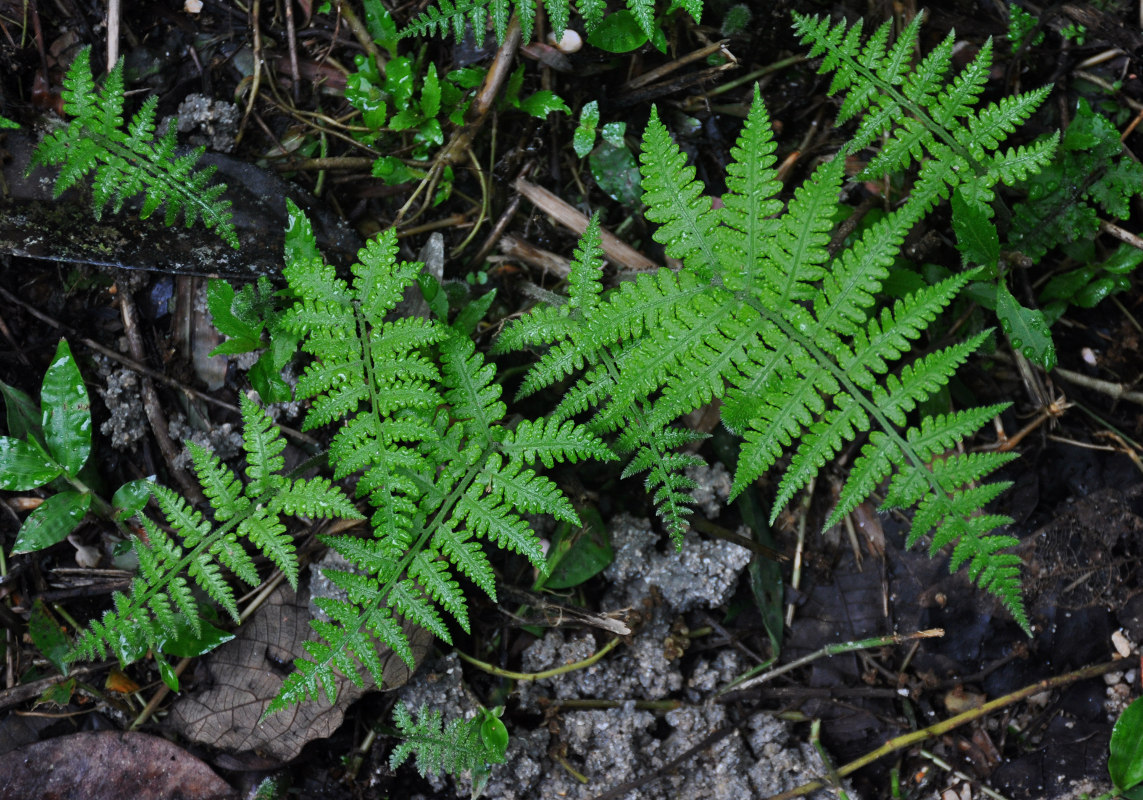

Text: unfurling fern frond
xmin=69 ymin=395 xmax=361 ymax=666
xmin=31 ymin=47 xmax=238 ymax=248
xmin=264 ymin=202 xmax=614 ymax=714
xmin=502 ymin=11 xmax=1055 ymax=632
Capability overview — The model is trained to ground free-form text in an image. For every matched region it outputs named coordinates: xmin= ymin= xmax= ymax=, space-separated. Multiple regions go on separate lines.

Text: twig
xmin=620 ymin=40 xmax=732 ymax=93
xmin=720 ymin=628 xmax=944 ymax=696
xmin=762 ymin=657 xmax=1126 ymax=799
xmin=457 ymin=635 xmax=623 ymax=680
xmin=235 ymin=0 xmax=263 ymax=147
xmin=118 ymin=288 xmax=205 ymax=505
xmin=0 ymin=660 xmax=117 ymax=712
xmin=515 ymin=178 xmax=660 ymax=270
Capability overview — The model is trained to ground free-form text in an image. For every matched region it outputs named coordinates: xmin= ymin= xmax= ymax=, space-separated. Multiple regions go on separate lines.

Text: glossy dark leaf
xmin=40 ymin=339 xmax=91 ymax=476
xmin=12 ymin=490 xmax=91 ymax=554
xmin=0 ymin=436 xmax=62 ymax=490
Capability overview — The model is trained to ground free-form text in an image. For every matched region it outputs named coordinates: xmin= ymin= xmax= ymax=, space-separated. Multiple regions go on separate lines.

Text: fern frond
xmin=389 ymin=703 xmax=501 ymax=778
xmin=256 ymin=206 xmax=609 ymax=713
xmin=501 ymin=12 xmax=1045 ymax=631
xmin=69 ymin=395 xmax=359 ymax=666
xmin=31 ymin=48 xmax=237 ymax=247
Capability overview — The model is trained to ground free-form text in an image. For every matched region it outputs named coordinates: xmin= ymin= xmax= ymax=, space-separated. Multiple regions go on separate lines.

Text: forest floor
xmin=1 ymin=0 xmax=1143 ymax=798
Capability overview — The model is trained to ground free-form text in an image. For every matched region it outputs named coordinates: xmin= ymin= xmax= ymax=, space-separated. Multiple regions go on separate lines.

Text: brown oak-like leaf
xmin=168 ymin=584 xmax=430 ymax=762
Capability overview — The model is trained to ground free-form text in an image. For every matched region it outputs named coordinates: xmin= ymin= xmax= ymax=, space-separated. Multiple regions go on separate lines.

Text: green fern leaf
xmin=31 ymin=48 xmax=237 ymax=247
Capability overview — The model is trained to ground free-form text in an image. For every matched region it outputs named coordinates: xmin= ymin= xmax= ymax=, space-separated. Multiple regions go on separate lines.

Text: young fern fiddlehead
xmin=31 ymin=47 xmax=238 ymax=248
xmin=500 ymin=12 xmax=1059 ymax=632
xmin=264 ymin=202 xmax=613 ymax=713
xmin=70 ymin=395 xmax=361 ymax=670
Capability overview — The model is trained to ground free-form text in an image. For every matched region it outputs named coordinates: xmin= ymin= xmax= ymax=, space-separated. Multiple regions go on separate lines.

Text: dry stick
xmin=719 ymin=629 xmax=945 ymax=697
xmin=0 ymin=284 xmax=319 ymax=448
xmin=106 ymin=0 xmax=120 ymax=71
xmin=1099 ymin=218 xmax=1143 ymax=251
xmin=235 ymin=0 xmax=263 ymax=148
xmin=620 ymin=39 xmax=731 ymax=93
xmin=763 ymin=657 xmax=1127 ymax=800
xmin=118 ymin=289 xmax=205 ymax=505
xmin=1052 ymin=365 xmax=1143 ymax=406
xmin=285 ymin=0 xmax=300 ymax=103
xmin=497 ymin=233 xmax=572 ymax=278
xmin=468 ymin=189 xmax=520 ymax=268
xmin=515 ymin=178 xmax=660 ymax=271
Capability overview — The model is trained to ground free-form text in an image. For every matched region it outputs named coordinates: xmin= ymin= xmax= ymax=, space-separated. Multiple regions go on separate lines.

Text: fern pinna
xmin=500 ymin=12 xmax=1059 ymax=632
xmin=31 ymin=47 xmax=238 ymax=248
xmin=70 ymin=395 xmax=361 ymax=674
xmin=264 ymin=202 xmax=613 ymax=712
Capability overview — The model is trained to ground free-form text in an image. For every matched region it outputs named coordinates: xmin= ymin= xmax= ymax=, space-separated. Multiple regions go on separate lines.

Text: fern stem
xmin=455 ymin=635 xmax=622 ymax=680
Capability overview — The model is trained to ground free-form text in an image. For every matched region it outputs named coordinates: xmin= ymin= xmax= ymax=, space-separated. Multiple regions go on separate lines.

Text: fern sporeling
xmin=501 ymin=10 xmax=1057 ymax=632
xmin=31 ymin=47 xmax=238 ymax=248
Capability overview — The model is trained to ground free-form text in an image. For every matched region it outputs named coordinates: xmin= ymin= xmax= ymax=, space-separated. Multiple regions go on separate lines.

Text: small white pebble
xmin=1113 ymin=628 xmax=1133 ymax=658
xmin=547 ymin=29 xmax=583 ymax=54
xmin=1081 ymin=346 xmax=1098 ymax=366
xmin=184 ymin=0 xmax=203 ymax=12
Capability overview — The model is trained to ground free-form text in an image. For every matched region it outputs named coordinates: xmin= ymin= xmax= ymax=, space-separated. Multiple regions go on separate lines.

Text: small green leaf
xmin=574 ymin=101 xmax=600 ymax=158
xmin=0 ymin=436 xmax=62 ymax=490
xmin=950 ymin=188 xmax=999 ymax=270
xmin=589 ymin=141 xmax=641 ymax=207
xmin=155 ymin=613 xmax=235 ymax=658
xmin=345 ymin=72 xmax=388 ymax=129
xmin=12 ymin=491 xmax=91 ymax=554
xmin=206 ymin=280 xmax=263 ymax=351
xmin=362 ymin=0 xmax=400 ymax=56
xmin=156 ymin=657 xmax=179 ymax=692
xmin=385 ymin=56 xmax=415 ymax=108
xmin=37 ymin=677 xmax=75 ymax=706
xmin=517 ymin=90 xmax=569 ymax=119
xmin=420 ymin=63 xmax=441 ymax=118
xmin=249 ymin=351 xmax=294 ymax=404
xmin=538 ymin=505 xmax=613 ymax=590
xmin=112 ymin=478 xmax=155 ymax=521
xmin=41 ymin=339 xmax=91 ymax=476
xmin=995 ymin=279 xmax=1056 ymax=370
xmin=1111 ymin=697 xmax=1143 ymax=792
xmin=29 ymin=599 xmax=71 ymax=676
xmin=285 ymin=198 xmax=323 ymax=265
xmin=0 ymin=379 xmax=42 ymax=442
xmin=372 ymin=155 xmax=424 ymax=185
xmin=587 ymin=11 xmax=649 ymax=52
xmin=479 ymin=706 xmax=509 ymax=763
xmin=600 ymin=121 xmax=626 ymax=148
xmin=452 ymin=290 xmax=497 ymax=338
